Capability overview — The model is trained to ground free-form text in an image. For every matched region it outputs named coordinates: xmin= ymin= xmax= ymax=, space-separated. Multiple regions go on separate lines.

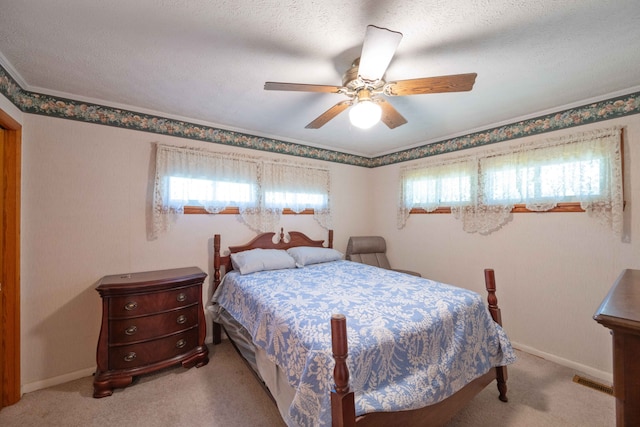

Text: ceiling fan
xmin=264 ymin=25 xmax=477 ymax=130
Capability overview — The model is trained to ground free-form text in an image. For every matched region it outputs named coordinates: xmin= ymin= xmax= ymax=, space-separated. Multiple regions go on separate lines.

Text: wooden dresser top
xmin=97 ymin=267 xmax=206 ymax=294
xmin=594 ymin=269 xmax=640 ymax=332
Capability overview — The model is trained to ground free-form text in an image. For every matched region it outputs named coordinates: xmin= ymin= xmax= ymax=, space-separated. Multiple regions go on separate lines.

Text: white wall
xmin=20 ymin=114 xmax=372 ymax=391
xmin=371 ymin=117 xmax=640 ymax=381
xmin=17 ymin=108 xmax=640 ymax=392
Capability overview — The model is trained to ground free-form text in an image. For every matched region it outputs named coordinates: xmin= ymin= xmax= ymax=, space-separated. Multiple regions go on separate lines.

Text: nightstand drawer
xmin=109 ymin=286 xmax=199 ymax=318
xmin=109 ymin=328 xmax=199 ymax=371
xmin=109 ymin=306 xmax=199 ymax=344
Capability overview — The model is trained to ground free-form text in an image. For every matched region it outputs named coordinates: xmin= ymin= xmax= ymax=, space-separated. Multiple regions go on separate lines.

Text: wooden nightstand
xmin=93 ymin=267 xmax=209 ymax=398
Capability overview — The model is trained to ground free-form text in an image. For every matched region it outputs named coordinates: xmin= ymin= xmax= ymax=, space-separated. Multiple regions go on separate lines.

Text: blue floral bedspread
xmin=212 ymin=260 xmax=516 ymax=427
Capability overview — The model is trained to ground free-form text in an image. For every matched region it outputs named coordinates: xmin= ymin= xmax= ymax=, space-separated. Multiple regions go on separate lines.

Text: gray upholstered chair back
xmin=346 ymin=236 xmax=421 ymax=276
xmin=345 ymin=236 xmax=392 ymax=269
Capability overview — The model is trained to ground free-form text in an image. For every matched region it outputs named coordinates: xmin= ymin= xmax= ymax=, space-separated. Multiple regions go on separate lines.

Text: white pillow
xmin=230 ymin=248 xmax=296 ymax=275
xmin=287 ymin=246 xmax=343 ymax=267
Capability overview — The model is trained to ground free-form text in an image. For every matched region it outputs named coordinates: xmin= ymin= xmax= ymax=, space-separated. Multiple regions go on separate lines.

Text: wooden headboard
xmin=213 ymin=227 xmax=334 ymax=291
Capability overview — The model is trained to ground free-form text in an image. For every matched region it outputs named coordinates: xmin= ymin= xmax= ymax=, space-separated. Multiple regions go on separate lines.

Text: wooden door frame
xmin=0 ymin=108 xmax=21 ymax=408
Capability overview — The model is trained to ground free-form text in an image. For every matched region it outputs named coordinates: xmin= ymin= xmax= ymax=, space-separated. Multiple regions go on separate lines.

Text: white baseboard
xmin=22 ymin=337 xmax=222 ymax=395
xmin=21 ymin=340 xmax=612 ymax=395
xmin=512 ymin=341 xmax=613 ymax=384
xmin=22 ymin=367 xmax=96 ymax=394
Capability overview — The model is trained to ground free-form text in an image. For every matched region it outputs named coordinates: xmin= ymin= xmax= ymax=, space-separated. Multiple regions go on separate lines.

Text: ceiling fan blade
xmin=357 ymin=25 xmax=403 ymax=81
xmin=378 ymin=98 xmax=407 ymax=129
xmin=305 ymin=100 xmax=351 ymax=129
xmin=264 ymin=82 xmax=343 ymax=93
xmin=385 ymin=73 xmax=477 ymax=96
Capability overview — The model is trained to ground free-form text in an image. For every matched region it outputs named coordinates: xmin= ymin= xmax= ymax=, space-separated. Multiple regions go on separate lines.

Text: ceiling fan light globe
xmin=349 ymin=101 xmax=382 ymax=129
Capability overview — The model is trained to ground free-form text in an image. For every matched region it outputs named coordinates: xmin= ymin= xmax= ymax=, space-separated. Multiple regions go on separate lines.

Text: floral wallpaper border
xmin=371 ymin=92 xmax=640 ymax=167
xmin=1 ymin=64 xmax=639 ymax=168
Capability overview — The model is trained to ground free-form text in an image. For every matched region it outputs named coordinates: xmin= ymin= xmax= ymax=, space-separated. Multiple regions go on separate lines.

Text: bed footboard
xmin=330 ymin=268 xmax=510 ymax=427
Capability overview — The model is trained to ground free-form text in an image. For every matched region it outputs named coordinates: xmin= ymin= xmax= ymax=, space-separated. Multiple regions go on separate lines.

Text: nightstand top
xmin=97 ymin=267 xmax=207 ymax=294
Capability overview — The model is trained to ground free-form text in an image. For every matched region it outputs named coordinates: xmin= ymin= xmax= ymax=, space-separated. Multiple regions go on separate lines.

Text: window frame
xmin=410 ymin=202 xmax=585 ymax=215
xmin=409 ymin=132 xmax=624 ymax=216
xmin=183 ymin=205 xmax=315 ymax=215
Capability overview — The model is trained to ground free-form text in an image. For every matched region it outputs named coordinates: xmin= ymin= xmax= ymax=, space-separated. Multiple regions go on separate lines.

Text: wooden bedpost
xmin=484 ymin=268 xmax=509 ymax=402
xmin=484 ymin=269 xmax=502 ymax=326
xmin=212 ymin=234 xmax=222 ymax=344
xmin=214 ymin=234 xmax=221 ymax=288
xmin=331 ymin=314 xmax=356 ymax=427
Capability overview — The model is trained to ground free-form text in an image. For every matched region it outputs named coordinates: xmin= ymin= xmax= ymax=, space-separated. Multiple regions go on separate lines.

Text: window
xmin=167 ymin=177 xmax=254 ymax=206
xmin=400 ymin=159 xmax=475 ymax=212
xmin=409 ymin=175 xmax=472 ymax=205
xmin=481 ymin=144 xmax=608 ymax=207
xmin=152 ymin=145 xmax=332 ymax=238
xmin=264 ymin=191 xmax=326 ymax=208
xmin=259 ymin=161 xmax=330 ymax=215
xmin=398 ymin=127 xmax=623 ymax=235
xmin=176 ymin=179 xmax=324 ymax=215
xmin=167 ymin=176 xmax=255 ymax=206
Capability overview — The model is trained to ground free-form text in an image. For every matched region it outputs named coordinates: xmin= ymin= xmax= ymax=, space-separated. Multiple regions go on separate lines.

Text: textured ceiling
xmin=1 ymin=1 xmax=639 ymax=157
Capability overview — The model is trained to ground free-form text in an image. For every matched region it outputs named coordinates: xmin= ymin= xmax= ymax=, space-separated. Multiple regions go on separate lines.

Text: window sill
xmin=409 ymin=202 xmax=586 ymax=215
xmin=183 ymin=206 xmax=315 ymax=215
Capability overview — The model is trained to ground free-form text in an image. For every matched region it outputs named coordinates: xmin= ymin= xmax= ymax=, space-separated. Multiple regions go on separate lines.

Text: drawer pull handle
xmin=124 ymin=352 xmax=137 ymax=362
xmin=176 ymin=339 xmax=187 ymax=349
xmin=124 ymin=325 xmax=138 ymax=335
xmin=176 ymin=315 xmax=187 ymax=324
xmin=124 ymin=301 xmax=138 ymax=311
xmin=176 ymin=293 xmax=187 ymax=302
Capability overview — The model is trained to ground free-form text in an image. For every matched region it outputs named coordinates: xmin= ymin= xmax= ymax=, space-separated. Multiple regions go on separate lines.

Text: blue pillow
xmin=287 ymin=246 xmax=343 ymax=267
xmin=230 ymin=248 xmax=296 ymax=275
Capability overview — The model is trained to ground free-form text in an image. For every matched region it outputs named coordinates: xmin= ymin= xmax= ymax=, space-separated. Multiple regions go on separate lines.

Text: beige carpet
xmin=446 ymin=350 xmax=614 ymax=427
xmin=0 ymin=341 xmax=615 ymax=426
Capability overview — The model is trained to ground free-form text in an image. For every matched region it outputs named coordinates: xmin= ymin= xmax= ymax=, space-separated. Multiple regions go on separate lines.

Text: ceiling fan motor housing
xmin=342 ymin=59 xmax=360 ymax=87
xmin=343 ymin=58 xmax=386 ymax=100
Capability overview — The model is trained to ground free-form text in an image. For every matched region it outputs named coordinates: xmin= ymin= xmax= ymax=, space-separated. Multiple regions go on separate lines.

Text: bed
xmin=210 ymin=229 xmax=514 ymax=427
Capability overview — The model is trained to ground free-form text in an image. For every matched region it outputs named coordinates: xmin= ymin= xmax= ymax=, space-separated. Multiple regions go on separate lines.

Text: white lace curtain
xmin=399 ymin=127 xmax=623 ymax=235
xmin=261 ymin=161 xmax=332 ymax=230
xmin=152 ymin=145 xmax=332 ymax=238
xmin=398 ymin=157 xmax=476 ymax=220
